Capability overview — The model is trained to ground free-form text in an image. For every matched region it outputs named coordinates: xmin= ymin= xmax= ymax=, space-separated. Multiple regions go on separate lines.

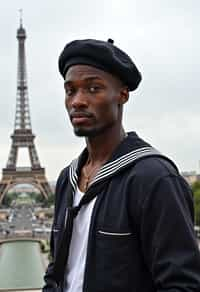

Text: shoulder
xmin=127 ymin=155 xmax=194 ymax=225
xmin=127 ymin=155 xmax=191 ymax=207
xmin=126 ymin=155 xmax=180 ymax=195
xmin=133 ymin=155 xmax=178 ymax=180
xmin=121 ymin=132 xmax=179 ymax=182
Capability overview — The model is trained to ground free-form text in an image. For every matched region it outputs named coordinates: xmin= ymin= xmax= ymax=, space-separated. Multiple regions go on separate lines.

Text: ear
xmin=119 ymin=87 xmax=129 ymax=105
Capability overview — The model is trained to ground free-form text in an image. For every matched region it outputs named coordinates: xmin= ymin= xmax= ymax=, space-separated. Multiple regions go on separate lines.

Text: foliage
xmin=30 ymin=191 xmax=55 ymax=207
xmin=46 ymin=192 xmax=55 ymax=207
xmin=40 ymin=239 xmax=50 ymax=253
xmin=1 ymin=192 xmax=19 ymax=207
xmin=1 ymin=191 xmax=55 ymax=207
xmin=29 ymin=192 xmax=44 ymax=203
xmin=192 ymin=181 xmax=200 ymax=226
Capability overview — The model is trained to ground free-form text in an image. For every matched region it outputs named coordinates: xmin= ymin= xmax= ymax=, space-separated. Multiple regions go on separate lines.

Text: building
xmin=182 ymin=171 xmax=200 ymax=185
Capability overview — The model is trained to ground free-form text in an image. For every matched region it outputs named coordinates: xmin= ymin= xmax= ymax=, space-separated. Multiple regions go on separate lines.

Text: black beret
xmin=58 ymin=39 xmax=142 ymax=91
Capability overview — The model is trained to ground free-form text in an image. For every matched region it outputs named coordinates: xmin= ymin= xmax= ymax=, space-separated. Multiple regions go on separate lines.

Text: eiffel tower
xmin=0 ymin=15 xmax=52 ymax=203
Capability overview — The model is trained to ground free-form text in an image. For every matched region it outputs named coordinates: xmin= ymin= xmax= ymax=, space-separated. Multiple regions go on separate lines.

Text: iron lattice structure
xmin=0 ymin=18 xmax=52 ymax=203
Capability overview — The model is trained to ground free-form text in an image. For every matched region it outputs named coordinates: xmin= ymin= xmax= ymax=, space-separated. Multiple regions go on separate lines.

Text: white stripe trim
xmin=69 ymin=166 xmax=76 ymax=192
xmin=99 ymin=146 xmax=151 ymax=173
xmin=98 ymin=231 xmax=132 ymax=236
xmin=90 ymin=148 xmax=160 ymax=185
xmin=98 ymin=149 xmax=153 ymax=177
xmin=53 ymin=228 xmax=60 ymax=232
xmin=69 ymin=146 xmax=160 ymax=190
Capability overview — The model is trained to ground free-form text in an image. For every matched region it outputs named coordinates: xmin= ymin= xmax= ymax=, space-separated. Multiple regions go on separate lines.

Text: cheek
xmin=65 ymin=98 xmax=72 ymax=119
xmin=97 ymin=102 xmax=119 ymax=120
xmin=65 ymin=96 xmax=70 ymax=110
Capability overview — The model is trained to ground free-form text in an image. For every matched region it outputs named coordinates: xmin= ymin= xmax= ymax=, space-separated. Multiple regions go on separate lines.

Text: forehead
xmin=65 ymin=64 xmax=120 ymax=85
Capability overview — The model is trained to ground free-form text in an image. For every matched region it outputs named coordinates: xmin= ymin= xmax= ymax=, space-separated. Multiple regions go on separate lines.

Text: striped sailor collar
xmin=68 ymin=132 xmax=161 ymax=192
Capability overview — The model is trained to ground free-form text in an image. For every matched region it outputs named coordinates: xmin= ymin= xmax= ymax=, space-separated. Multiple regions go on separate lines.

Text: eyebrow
xmin=64 ymin=76 xmax=103 ymax=85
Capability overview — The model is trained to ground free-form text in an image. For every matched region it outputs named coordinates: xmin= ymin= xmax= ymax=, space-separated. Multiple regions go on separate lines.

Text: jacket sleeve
xmin=138 ymin=174 xmax=200 ymax=292
xmin=42 ymin=168 xmax=68 ymax=291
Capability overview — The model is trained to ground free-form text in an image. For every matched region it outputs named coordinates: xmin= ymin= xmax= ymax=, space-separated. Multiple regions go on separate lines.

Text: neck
xmin=85 ymin=127 xmax=126 ymax=165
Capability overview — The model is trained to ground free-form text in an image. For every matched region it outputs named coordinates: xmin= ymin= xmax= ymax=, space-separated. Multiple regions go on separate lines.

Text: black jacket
xmin=43 ymin=132 xmax=200 ymax=292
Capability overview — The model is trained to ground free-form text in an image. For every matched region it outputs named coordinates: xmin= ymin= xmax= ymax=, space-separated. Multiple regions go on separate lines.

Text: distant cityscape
xmin=182 ymin=171 xmax=200 ymax=185
xmin=4 ymin=171 xmax=199 ymax=195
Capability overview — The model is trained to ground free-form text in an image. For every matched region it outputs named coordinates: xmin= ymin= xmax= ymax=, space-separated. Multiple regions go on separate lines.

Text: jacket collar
xmin=68 ymin=132 xmax=164 ymax=192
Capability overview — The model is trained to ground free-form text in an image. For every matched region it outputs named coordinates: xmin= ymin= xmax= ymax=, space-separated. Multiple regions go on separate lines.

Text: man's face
xmin=64 ymin=65 xmax=128 ymax=137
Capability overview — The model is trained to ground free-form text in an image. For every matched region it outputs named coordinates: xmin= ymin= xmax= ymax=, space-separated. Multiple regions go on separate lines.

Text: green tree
xmin=46 ymin=192 xmax=55 ymax=207
xmin=2 ymin=192 xmax=19 ymax=207
xmin=29 ymin=191 xmax=55 ymax=206
xmin=192 ymin=181 xmax=200 ymax=226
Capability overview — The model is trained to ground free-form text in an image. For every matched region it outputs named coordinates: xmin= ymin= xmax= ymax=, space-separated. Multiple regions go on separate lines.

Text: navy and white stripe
xmin=90 ymin=147 xmax=160 ymax=185
xmin=69 ymin=146 xmax=160 ymax=191
xmin=69 ymin=159 xmax=78 ymax=194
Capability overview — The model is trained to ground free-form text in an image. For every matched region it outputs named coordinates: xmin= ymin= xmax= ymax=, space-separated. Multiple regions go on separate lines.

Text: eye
xmin=65 ymin=86 xmax=75 ymax=96
xmin=88 ymin=85 xmax=101 ymax=93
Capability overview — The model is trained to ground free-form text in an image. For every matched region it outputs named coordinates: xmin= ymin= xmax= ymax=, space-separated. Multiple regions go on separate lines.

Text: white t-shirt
xmin=64 ymin=187 xmax=96 ymax=292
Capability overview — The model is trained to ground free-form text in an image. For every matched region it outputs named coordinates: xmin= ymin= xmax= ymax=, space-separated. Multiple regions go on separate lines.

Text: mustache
xmin=69 ymin=110 xmax=94 ymax=119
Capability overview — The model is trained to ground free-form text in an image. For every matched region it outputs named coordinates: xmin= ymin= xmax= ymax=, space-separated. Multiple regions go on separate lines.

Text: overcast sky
xmin=0 ymin=0 xmax=199 ymax=181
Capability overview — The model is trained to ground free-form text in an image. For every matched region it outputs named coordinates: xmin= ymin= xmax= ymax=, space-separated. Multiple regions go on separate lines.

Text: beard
xmin=73 ymin=126 xmax=101 ymax=137
xmin=73 ymin=122 xmax=114 ymax=138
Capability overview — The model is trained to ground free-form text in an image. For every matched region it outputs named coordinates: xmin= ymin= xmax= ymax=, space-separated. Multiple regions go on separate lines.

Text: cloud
xmin=0 ymin=0 xmax=199 ymax=180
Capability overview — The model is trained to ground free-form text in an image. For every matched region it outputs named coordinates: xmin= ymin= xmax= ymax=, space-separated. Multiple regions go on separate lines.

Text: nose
xmin=69 ymin=88 xmax=88 ymax=109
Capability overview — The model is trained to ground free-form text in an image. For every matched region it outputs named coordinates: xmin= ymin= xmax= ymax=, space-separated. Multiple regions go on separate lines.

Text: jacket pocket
xmin=95 ymin=230 xmax=136 ymax=292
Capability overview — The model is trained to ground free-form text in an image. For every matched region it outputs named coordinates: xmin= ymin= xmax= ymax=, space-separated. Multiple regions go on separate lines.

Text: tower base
xmin=0 ymin=167 xmax=52 ymax=204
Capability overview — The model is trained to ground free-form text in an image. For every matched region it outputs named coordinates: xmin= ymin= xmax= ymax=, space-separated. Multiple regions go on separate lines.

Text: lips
xmin=70 ymin=111 xmax=93 ymax=125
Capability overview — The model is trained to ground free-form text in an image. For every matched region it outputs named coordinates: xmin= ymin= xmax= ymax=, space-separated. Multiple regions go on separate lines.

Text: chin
xmin=74 ymin=129 xmax=88 ymax=137
xmin=74 ymin=127 xmax=101 ymax=137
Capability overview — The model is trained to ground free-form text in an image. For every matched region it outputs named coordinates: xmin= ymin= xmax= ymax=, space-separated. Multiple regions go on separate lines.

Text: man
xmin=43 ymin=39 xmax=200 ymax=292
